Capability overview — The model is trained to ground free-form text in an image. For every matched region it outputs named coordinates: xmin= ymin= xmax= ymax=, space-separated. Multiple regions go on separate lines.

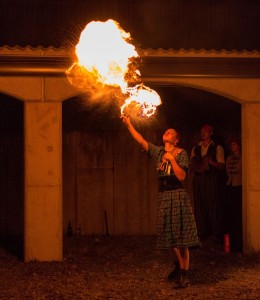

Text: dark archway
xmin=61 ymin=86 xmax=241 ymax=235
xmin=62 ymin=95 xmax=121 ymax=236
xmin=154 ymin=86 xmax=241 ymax=153
xmin=0 ymin=94 xmax=24 ymax=258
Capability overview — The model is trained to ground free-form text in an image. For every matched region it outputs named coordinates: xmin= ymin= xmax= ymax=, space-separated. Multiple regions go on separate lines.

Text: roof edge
xmin=0 ymin=45 xmax=260 ymax=58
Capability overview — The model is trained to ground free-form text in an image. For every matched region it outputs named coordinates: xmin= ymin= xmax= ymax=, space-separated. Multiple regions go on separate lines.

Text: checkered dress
xmin=148 ymin=143 xmax=200 ymax=249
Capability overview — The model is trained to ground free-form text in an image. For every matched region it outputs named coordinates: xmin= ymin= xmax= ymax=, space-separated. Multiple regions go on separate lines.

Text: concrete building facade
xmin=0 ymin=46 xmax=259 ymax=261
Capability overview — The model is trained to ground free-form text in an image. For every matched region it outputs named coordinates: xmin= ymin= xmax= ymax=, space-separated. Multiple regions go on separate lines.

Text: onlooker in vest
xmin=225 ymin=137 xmax=242 ymax=252
xmin=190 ymin=124 xmax=225 ymax=240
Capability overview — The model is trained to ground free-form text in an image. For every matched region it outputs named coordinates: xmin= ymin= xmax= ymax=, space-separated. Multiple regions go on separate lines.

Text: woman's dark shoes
xmin=173 ymin=269 xmax=190 ymax=289
xmin=167 ymin=261 xmax=180 ymax=281
xmin=167 ymin=268 xmax=179 ymax=281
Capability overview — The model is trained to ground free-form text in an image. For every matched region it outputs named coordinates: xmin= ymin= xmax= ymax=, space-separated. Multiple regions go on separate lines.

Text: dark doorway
xmin=154 ymin=86 xmax=241 ymax=153
xmin=61 ymin=86 xmax=241 ymax=236
xmin=0 ymin=94 xmax=24 ymax=258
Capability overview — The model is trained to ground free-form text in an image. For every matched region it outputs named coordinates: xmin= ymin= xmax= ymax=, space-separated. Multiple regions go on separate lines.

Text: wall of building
xmin=0 ymin=48 xmax=259 ymax=260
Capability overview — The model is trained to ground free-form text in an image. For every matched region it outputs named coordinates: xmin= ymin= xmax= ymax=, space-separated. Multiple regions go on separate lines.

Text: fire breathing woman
xmin=121 ymin=115 xmax=200 ymax=289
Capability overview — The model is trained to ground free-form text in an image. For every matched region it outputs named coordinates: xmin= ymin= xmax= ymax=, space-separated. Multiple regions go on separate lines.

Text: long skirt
xmin=192 ymin=172 xmax=225 ymax=238
xmin=157 ymin=188 xmax=200 ymax=249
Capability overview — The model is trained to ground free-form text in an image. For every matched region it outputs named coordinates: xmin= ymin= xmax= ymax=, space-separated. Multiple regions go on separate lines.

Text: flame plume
xmin=67 ymin=19 xmax=161 ymax=118
xmin=122 ymin=84 xmax=161 ymax=118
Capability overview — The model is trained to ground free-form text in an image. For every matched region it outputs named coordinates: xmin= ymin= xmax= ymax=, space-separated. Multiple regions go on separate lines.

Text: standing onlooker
xmin=225 ymin=137 xmax=242 ymax=252
xmin=190 ymin=124 xmax=225 ymax=240
xmin=122 ymin=115 xmax=200 ymax=289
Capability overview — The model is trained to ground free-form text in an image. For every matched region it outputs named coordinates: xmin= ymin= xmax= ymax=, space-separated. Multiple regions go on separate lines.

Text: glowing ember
xmin=67 ymin=19 xmax=161 ymax=118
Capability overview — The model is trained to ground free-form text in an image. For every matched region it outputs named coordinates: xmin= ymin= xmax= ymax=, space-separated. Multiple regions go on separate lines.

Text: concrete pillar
xmin=24 ymin=101 xmax=62 ymax=261
xmin=242 ymin=103 xmax=260 ymax=253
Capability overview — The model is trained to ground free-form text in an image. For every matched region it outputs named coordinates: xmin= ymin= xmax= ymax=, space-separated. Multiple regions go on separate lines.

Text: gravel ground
xmin=0 ymin=235 xmax=259 ymax=300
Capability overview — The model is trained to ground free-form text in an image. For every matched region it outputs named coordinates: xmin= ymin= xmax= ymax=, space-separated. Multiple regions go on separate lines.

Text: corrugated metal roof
xmin=1 ymin=45 xmax=260 ymax=58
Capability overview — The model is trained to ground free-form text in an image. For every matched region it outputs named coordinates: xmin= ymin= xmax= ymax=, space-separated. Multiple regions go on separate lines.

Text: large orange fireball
xmin=67 ymin=19 xmax=161 ymax=118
